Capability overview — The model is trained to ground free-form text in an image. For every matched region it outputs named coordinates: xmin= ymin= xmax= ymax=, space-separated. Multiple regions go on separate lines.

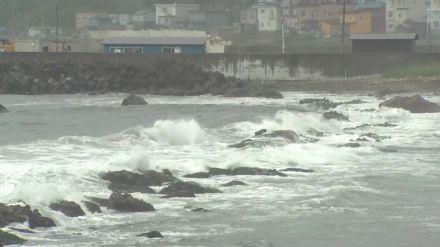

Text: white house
xmin=154 ymin=3 xmax=200 ymax=28
xmin=28 ymin=26 xmax=59 ymax=39
xmin=253 ymin=0 xmax=282 ymax=32
xmin=386 ymin=0 xmax=430 ymax=32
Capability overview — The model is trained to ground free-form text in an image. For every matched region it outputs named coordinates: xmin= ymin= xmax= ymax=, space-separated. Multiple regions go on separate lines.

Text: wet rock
xmin=9 ymin=228 xmax=35 ymax=234
xmin=85 ymin=197 xmax=109 ymax=207
xmin=264 ymin=130 xmax=300 ymax=143
xmin=357 ymin=133 xmax=388 ymax=142
xmin=28 ymin=210 xmax=56 ymax=229
xmin=101 ymin=170 xmax=175 ymax=187
xmin=279 ymin=168 xmax=315 ymax=173
xmin=0 ymin=203 xmax=55 ymax=229
xmin=231 ymin=167 xmax=288 ymax=177
xmin=299 ymin=98 xmax=340 ymax=110
xmin=338 ymin=143 xmax=361 ymax=148
xmin=342 ymin=99 xmax=366 ymax=104
xmin=208 ymin=168 xmax=233 ymax=176
xmin=192 ymin=208 xmax=210 ymax=212
xmin=137 ymin=231 xmax=163 ymax=238
xmin=379 ymin=95 xmax=440 ymax=113
xmin=82 ymin=201 xmax=102 ymax=214
xmin=378 ymin=148 xmax=398 ymax=153
xmin=0 ymin=229 xmax=26 ymax=245
xmin=121 ymin=94 xmax=147 ymax=106
xmin=161 ymin=169 xmax=173 ymax=177
xmin=323 ymin=111 xmax=349 ymax=121
xmin=183 ymin=172 xmax=211 ymax=179
xmin=108 ymin=193 xmax=155 ymax=212
xmin=229 ymin=130 xmax=300 ymax=149
xmin=50 ymin=200 xmax=85 ymax=217
xmin=375 ymin=122 xmax=397 ymax=128
xmin=159 ymin=181 xmax=221 ymax=197
xmin=0 ymin=104 xmax=8 ymax=113
xmin=221 ymin=180 xmax=247 ymax=187
xmin=254 ymin=129 xmax=267 ymax=136
xmin=375 ymin=89 xmax=394 ymax=98
xmin=108 ymin=183 xmax=156 ymax=194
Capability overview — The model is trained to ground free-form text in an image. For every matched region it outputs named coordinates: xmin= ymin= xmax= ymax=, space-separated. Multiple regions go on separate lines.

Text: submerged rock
xmin=137 ymin=231 xmax=163 ymax=238
xmin=323 ymin=111 xmax=349 ymax=121
xmin=50 ymin=201 xmax=85 ymax=217
xmin=0 ymin=104 xmax=8 ymax=113
xmin=254 ymin=129 xmax=268 ymax=136
xmin=299 ymin=98 xmax=340 ymax=110
xmin=0 ymin=229 xmax=26 ymax=245
xmin=338 ymin=143 xmax=361 ymax=148
xmin=231 ymin=167 xmax=287 ymax=177
xmin=121 ymin=94 xmax=148 ymax=106
xmin=159 ymin=181 xmax=221 ymax=198
xmin=221 ymin=180 xmax=247 ymax=187
xmin=279 ymin=168 xmax=315 ymax=173
xmin=379 ymin=95 xmax=440 ymax=113
xmin=82 ymin=201 xmax=102 ymax=214
xmin=108 ymin=193 xmax=155 ymax=212
xmin=342 ymin=99 xmax=366 ymax=105
xmin=191 ymin=208 xmax=210 ymax=212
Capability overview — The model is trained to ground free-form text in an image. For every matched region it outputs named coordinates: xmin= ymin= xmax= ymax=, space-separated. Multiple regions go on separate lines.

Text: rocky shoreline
xmin=0 ymin=57 xmax=282 ymax=98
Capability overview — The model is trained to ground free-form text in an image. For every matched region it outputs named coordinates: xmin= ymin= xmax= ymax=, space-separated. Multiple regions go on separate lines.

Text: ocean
xmin=1 ymin=92 xmax=440 ymax=247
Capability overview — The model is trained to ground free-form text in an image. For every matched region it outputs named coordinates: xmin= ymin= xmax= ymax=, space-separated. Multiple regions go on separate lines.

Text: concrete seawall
xmin=2 ymin=53 xmax=440 ymax=81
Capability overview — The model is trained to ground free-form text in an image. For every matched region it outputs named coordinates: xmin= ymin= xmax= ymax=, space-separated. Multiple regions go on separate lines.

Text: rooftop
xmin=350 ymin=33 xmax=419 ymax=40
xmin=102 ymin=36 xmax=207 ymax=45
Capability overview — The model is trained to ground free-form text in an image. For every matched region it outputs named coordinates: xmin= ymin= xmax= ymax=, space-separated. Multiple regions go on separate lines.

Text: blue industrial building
xmin=102 ymin=36 xmax=206 ymax=54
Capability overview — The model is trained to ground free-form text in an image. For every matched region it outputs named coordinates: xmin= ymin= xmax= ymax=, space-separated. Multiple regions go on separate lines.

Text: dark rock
xmin=161 ymin=190 xmax=196 ymax=198
xmin=375 ymin=122 xmax=397 ymax=128
xmin=137 ymin=231 xmax=163 ymax=238
xmin=221 ymin=180 xmax=247 ymax=187
xmin=50 ymin=200 xmax=85 ymax=217
xmin=85 ymin=197 xmax=109 ymax=207
xmin=338 ymin=143 xmax=361 ymax=148
xmin=229 ymin=130 xmax=300 ymax=149
xmin=323 ymin=111 xmax=349 ymax=121
xmin=264 ymin=130 xmax=300 ymax=143
xmin=0 ymin=229 xmax=26 ymax=245
xmin=0 ymin=104 xmax=8 ymax=113
xmin=108 ymin=183 xmax=156 ymax=194
xmin=121 ymin=94 xmax=147 ymax=106
xmin=82 ymin=201 xmax=102 ymax=214
xmin=162 ymin=169 xmax=173 ymax=177
xmin=183 ymin=172 xmax=211 ymax=179
xmin=0 ymin=203 xmax=55 ymax=229
xmin=342 ymin=99 xmax=366 ymax=104
xmin=191 ymin=208 xmax=210 ymax=212
xmin=9 ymin=228 xmax=35 ymax=234
xmin=299 ymin=98 xmax=340 ymax=110
xmin=378 ymin=148 xmax=398 ymax=153
xmin=254 ymin=129 xmax=267 ymax=136
xmin=231 ymin=167 xmax=288 ymax=177
xmin=159 ymin=181 xmax=221 ymax=197
xmin=208 ymin=168 xmax=233 ymax=176
xmin=101 ymin=170 xmax=175 ymax=187
xmin=108 ymin=193 xmax=155 ymax=212
xmin=379 ymin=95 xmax=440 ymax=113
xmin=375 ymin=89 xmax=394 ymax=98
xmin=279 ymin=168 xmax=315 ymax=173
xmin=28 ymin=210 xmax=56 ymax=229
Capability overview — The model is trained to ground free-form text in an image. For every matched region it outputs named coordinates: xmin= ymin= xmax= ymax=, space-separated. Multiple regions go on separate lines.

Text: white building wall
xmin=386 ymin=0 xmax=430 ymax=32
xmin=256 ymin=6 xmax=281 ymax=31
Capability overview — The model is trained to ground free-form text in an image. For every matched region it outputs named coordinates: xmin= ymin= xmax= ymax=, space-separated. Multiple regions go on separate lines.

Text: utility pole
xmin=56 ymin=2 xmax=59 ymax=52
xmin=341 ymin=0 xmax=346 ymax=53
xmin=281 ymin=18 xmax=286 ymax=54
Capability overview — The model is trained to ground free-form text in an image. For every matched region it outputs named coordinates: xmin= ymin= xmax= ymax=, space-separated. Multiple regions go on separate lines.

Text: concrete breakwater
xmin=1 ymin=53 xmax=440 ymax=95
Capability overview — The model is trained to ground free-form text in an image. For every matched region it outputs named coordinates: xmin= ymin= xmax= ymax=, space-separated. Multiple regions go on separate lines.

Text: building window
xmin=162 ymin=47 xmax=181 ymax=54
xmin=110 ymin=47 xmax=143 ymax=54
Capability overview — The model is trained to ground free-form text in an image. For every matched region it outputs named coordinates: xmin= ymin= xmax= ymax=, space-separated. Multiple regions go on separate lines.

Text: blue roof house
xmin=102 ymin=36 xmax=206 ymax=54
